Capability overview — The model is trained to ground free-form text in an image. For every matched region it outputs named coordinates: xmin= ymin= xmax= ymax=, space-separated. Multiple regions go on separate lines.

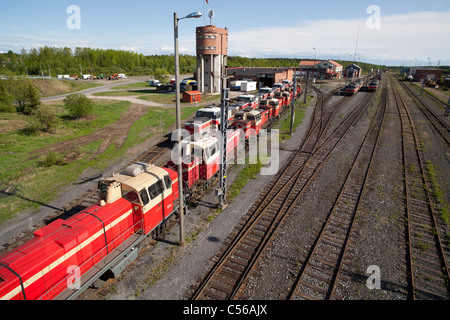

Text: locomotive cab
xmin=99 ymin=163 xmax=177 ymax=235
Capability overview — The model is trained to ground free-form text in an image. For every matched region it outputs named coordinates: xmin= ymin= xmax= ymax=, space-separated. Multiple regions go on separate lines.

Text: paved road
xmin=40 ymin=76 xmax=151 ymax=102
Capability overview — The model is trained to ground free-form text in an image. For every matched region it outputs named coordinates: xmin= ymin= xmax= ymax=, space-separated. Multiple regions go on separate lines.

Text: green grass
xmin=227 ymin=155 xmax=269 ymax=203
xmin=0 ymin=101 xmax=203 ymax=225
xmin=138 ymin=93 xmax=221 ymax=105
xmin=65 ymin=81 xmax=104 ymax=92
xmin=93 ymin=90 xmax=151 ymax=97
xmin=121 ymin=106 xmax=203 ymax=150
xmin=112 ymin=81 xmax=153 ymax=90
xmin=425 ymin=160 xmax=449 ymax=225
xmin=0 ymin=101 xmax=131 ymax=224
xmin=273 ymin=104 xmax=307 ymax=142
xmin=40 ymin=80 xmax=104 ymax=97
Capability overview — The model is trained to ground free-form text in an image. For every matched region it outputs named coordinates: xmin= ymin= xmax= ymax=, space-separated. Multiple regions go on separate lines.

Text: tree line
xmin=0 ymin=48 xmax=306 ymax=77
xmin=0 ymin=47 xmax=197 ymax=77
xmin=0 ymin=46 xmax=395 ymax=78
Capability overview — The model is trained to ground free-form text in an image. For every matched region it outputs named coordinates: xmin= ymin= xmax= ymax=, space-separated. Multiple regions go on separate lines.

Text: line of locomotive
xmin=0 ymin=81 xmax=302 ymax=300
xmin=344 ymin=75 xmax=380 ymax=95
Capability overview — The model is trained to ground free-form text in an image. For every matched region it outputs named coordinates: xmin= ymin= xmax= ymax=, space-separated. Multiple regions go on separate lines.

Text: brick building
xmin=413 ymin=68 xmax=443 ymax=82
xmin=298 ymin=60 xmax=343 ymax=79
xmin=195 ymin=25 xmax=228 ymax=94
xmin=225 ymin=67 xmax=295 ymax=89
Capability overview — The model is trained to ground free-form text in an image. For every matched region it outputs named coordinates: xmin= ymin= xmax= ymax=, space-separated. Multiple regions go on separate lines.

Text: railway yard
xmin=187 ymin=75 xmax=450 ymax=301
xmin=0 ymin=73 xmax=449 ymax=302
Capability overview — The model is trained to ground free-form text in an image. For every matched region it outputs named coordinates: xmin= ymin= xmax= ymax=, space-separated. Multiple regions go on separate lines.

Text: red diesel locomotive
xmin=0 ymin=82 xmax=302 ymax=300
xmin=0 ymin=163 xmax=178 ymax=300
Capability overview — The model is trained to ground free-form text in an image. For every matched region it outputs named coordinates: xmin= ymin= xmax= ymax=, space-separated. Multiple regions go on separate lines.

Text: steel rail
xmin=288 ymin=78 xmax=387 ymax=300
xmin=392 ymin=77 xmax=450 ymax=300
xmin=191 ymin=88 xmax=374 ymax=300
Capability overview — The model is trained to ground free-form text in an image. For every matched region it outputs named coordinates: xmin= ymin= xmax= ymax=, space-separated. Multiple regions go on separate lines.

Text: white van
xmin=149 ymin=79 xmax=161 ymax=86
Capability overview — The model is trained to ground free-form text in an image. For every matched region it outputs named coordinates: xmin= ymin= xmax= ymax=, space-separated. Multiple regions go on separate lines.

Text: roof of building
xmin=184 ymin=90 xmax=202 ymax=95
xmin=328 ymin=60 xmax=343 ymax=67
xmin=346 ymin=64 xmax=362 ymax=70
xmin=299 ymin=61 xmax=319 ymax=66
xmin=226 ymin=67 xmax=294 ymax=77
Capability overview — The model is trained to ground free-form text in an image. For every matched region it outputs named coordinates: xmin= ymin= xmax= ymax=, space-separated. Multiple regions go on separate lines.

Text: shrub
xmin=40 ymin=151 xmax=66 ymax=167
xmin=28 ymin=104 xmax=60 ymax=133
xmin=64 ymin=94 xmax=94 ymax=118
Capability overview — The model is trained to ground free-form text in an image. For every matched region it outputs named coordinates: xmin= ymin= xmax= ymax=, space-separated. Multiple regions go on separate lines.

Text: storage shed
xmin=182 ymin=90 xmax=202 ymax=103
xmin=345 ymin=64 xmax=362 ymax=79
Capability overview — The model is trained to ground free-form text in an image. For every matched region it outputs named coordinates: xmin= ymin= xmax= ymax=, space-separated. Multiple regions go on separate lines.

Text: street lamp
xmin=174 ymin=11 xmax=202 ymax=247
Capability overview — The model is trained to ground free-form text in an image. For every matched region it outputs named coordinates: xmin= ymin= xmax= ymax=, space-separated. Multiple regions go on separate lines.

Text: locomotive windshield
xmin=196 ymin=110 xmax=219 ymax=119
xmin=122 ymin=189 xmax=140 ymax=204
xmin=121 ymin=185 xmax=141 ymax=204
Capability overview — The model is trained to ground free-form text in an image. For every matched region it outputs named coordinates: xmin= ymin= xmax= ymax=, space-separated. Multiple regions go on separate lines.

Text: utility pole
xmin=218 ymin=76 xmax=230 ymax=209
xmin=173 ymin=10 xmax=202 ymax=247
xmin=174 ymin=12 xmax=185 ymax=247
xmin=303 ymin=69 xmax=310 ymax=104
xmin=420 ymin=71 xmax=428 ymax=96
xmin=445 ymin=96 xmax=450 ymax=117
xmin=290 ymin=74 xmax=297 ymax=135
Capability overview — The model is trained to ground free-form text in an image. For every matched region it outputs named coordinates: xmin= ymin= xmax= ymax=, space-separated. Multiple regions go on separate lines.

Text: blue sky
xmin=1 ymin=0 xmax=450 ymax=66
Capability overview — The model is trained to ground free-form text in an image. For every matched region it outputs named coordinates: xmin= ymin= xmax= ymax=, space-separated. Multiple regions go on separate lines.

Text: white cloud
xmin=2 ymin=10 xmax=449 ymax=66
xmin=120 ymin=45 xmax=137 ymax=52
xmin=229 ymin=11 xmax=450 ymax=65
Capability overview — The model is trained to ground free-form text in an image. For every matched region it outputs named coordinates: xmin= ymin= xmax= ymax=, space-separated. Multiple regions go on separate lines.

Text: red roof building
xmin=182 ymin=90 xmax=202 ymax=103
xmin=298 ymin=60 xmax=343 ymax=79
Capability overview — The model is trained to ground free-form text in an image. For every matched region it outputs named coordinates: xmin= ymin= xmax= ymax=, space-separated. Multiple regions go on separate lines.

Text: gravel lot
xmin=241 ymin=90 xmax=381 ymax=299
xmin=239 ymin=77 xmax=449 ymax=300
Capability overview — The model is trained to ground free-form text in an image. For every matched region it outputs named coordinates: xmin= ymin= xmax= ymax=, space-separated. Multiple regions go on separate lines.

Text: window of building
xmin=197 ymin=35 xmax=217 ymax=39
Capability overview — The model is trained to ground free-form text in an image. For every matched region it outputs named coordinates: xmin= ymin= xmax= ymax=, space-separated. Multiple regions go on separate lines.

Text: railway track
xmin=414 ymin=83 xmax=450 ymax=110
xmin=287 ymin=78 xmax=387 ymax=300
xmin=392 ymin=78 xmax=450 ymax=300
xmin=0 ymin=137 xmax=173 ymax=254
xmin=190 ymin=87 xmax=374 ymax=300
xmin=398 ymin=79 xmax=450 ymax=146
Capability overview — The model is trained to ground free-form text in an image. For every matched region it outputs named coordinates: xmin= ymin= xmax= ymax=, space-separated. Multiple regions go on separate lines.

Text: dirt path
xmin=32 ymin=103 xmax=148 ymax=157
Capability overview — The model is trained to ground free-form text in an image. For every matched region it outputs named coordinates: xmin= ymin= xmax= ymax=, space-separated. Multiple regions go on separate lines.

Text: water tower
xmin=196 ymin=11 xmax=228 ymax=93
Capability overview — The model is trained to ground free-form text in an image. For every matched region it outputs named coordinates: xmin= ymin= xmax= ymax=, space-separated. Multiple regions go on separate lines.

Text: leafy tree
xmin=4 ymin=76 xmax=41 ymax=114
xmin=154 ymin=68 xmax=171 ymax=84
xmin=0 ymin=80 xmax=15 ymax=112
xmin=23 ymin=83 xmax=41 ymax=114
xmin=64 ymin=94 xmax=94 ymax=118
